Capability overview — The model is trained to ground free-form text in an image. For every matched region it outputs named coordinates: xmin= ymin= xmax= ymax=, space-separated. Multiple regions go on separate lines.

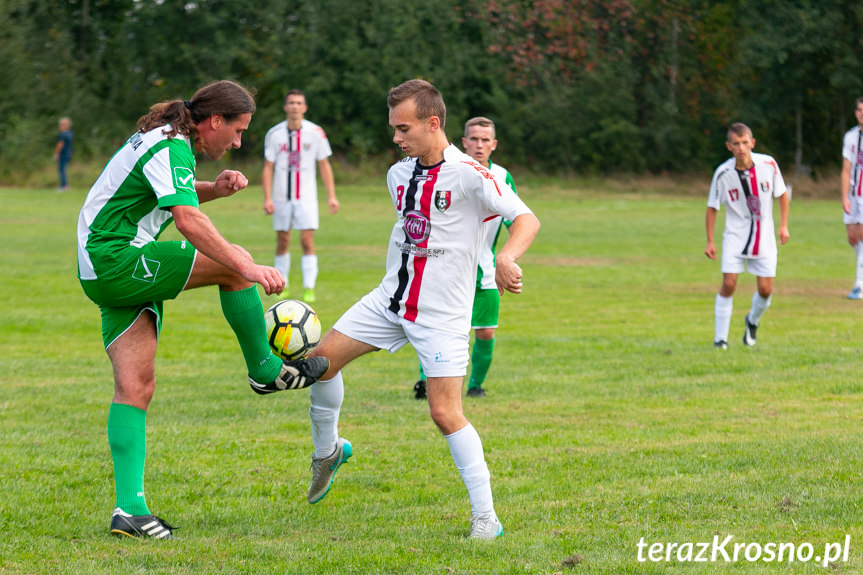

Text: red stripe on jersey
xmin=403 ymin=165 xmax=440 ymax=322
xmin=404 ymin=255 xmax=428 ymax=322
xmin=461 ymin=160 xmax=503 ymax=195
xmin=857 ymin=161 xmax=863 ymax=197
xmin=748 ymin=168 xmax=761 ymax=256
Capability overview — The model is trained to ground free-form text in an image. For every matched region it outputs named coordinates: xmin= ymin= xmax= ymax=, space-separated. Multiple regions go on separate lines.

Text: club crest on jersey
xmin=760 ymin=182 xmax=770 ymax=193
xmin=403 ymin=210 xmax=431 ymax=244
xmin=434 ymin=190 xmax=451 ymax=213
xmin=173 ymin=167 xmax=195 ymax=192
xmin=747 ymin=194 xmax=762 ymax=217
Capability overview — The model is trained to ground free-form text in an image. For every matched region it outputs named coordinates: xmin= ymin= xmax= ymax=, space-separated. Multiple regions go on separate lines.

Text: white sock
xmin=714 ymin=294 xmax=733 ymax=343
xmin=302 ymin=255 xmax=318 ymax=290
xmin=309 ymin=371 xmax=343 ymax=458
xmin=749 ymin=292 xmax=771 ymax=325
xmin=445 ymin=423 xmax=494 ymax=517
xmin=274 ymin=253 xmax=291 ymax=284
xmin=855 ymin=243 xmax=863 ymax=288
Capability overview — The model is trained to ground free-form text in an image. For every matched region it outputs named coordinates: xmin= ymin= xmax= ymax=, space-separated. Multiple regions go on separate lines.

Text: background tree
xmin=3 ymin=0 xmax=863 ymax=183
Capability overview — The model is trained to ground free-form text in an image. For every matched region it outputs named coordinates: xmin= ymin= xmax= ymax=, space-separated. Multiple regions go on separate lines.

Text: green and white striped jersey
xmin=77 ymin=126 xmax=199 ymax=280
xmin=476 ymin=161 xmax=517 ymax=290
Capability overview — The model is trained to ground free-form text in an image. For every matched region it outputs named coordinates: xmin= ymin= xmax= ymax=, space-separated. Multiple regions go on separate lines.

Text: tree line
xmin=2 ymin=0 xmax=862 ymax=182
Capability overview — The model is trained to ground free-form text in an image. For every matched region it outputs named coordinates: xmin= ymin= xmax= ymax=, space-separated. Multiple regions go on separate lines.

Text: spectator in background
xmin=54 ymin=117 xmax=74 ymax=191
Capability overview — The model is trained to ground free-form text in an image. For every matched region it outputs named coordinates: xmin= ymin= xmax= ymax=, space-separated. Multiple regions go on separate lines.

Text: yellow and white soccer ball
xmin=264 ymin=299 xmax=322 ymax=361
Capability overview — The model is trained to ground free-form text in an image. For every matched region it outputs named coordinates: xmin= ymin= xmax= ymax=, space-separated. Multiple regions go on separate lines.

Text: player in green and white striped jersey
xmin=413 ymin=116 xmax=518 ymax=399
xmin=77 ymin=80 xmax=328 ymax=539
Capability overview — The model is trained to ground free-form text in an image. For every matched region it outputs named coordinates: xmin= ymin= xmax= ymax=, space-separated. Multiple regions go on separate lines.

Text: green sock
xmin=107 ymin=403 xmax=150 ymax=515
xmin=220 ymin=286 xmax=283 ymax=383
xmin=468 ymin=338 xmax=495 ymax=389
xmin=418 ymin=363 xmax=426 ymax=381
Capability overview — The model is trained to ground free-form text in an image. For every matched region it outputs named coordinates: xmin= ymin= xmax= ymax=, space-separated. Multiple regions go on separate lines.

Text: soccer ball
xmin=264 ymin=299 xmax=322 ymax=361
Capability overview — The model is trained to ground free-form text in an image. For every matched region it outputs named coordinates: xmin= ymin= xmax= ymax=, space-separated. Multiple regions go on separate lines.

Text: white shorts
xmin=333 ymin=290 xmax=470 ymax=378
xmin=273 ymin=200 xmax=319 ymax=231
xmin=721 ymin=252 xmax=777 ymax=277
xmin=843 ymin=199 xmax=863 ymax=225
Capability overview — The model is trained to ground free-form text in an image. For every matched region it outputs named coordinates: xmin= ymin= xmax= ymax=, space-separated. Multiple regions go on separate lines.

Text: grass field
xmin=1 ymin=179 xmax=862 ymax=574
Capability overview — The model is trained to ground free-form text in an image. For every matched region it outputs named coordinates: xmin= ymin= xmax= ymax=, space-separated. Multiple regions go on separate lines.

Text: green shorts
xmin=79 ymin=240 xmax=197 ymax=348
xmin=471 ymin=288 xmax=500 ymax=330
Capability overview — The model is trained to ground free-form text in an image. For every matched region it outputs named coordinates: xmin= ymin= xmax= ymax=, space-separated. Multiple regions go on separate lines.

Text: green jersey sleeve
xmin=141 ymin=137 xmax=199 ymax=210
xmin=504 ymin=170 xmax=517 ymax=229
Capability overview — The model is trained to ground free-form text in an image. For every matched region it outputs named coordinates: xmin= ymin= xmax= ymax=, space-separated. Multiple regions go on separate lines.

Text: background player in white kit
xmin=840 ymin=97 xmax=863 ymax=299
xmin=413 ymin=116 xmax=518 ymax=399
xmin=301 ymin=79 xmax=540 ymax=539
xmin=262 ymin=90 xmax=338 ymax=303
xmin=705 ymin=123 xmax=790 ymax=349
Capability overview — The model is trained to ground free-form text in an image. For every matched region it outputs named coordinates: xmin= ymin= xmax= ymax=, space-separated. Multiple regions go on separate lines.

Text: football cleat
xmin=742 ymin=314 xmax=758 ymax=347
xmin=466 ymin=387 xmax=486 ymax=398
xmin=302 ymin=288 xmax=316 ymax=303
xmin=713 ymin=340 xmax=728 ymax=350
xmin=469 ymin=514 xmax=503 ymax=540
xmin=308 ymin=438 xmax=352 ymax=504
xmin=110 ymin=507 xmax=175 ymax=539
xmin=249 ymin=356 xmax=329 ymax=395
xmin=413 ymin=379 xmax=427 ymax=400
xmin=849 ymin=287 xmax=863 ymax=300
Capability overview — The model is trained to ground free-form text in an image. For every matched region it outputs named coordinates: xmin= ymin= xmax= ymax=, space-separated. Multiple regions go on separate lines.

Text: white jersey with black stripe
xmin=263 ymin=119 xmax=332 ymax=203
xmin=370 ymin=144 xmax=531 ymax=334
xmin=843 ymin=126 xmax=863 ymax=201
xmin=707 ymin=152 xmax=787 ymax=259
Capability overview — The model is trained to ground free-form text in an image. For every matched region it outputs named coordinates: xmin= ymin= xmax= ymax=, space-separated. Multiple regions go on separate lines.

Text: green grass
xmin=1 ymin=181 xmax=861 ymax=574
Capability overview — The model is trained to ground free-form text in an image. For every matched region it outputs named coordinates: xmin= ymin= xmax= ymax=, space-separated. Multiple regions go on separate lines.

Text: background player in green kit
xmin=76 ymin=80 xmax=328 ymax=539
xmin=414 ymin=116 xmax=518 ymax=399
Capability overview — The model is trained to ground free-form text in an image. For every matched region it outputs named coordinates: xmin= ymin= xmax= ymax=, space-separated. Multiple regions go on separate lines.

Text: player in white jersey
xmin=262 ymin=90 xmax=338 ymax=303
xmin=301 ymin=80 xmax=540 ymax=539
xmin=413 ymin=116 xmax=518 ymax=399
xmin=77 ymin=81 xmax=327 ymax=539
xmin=705 ymin=123 xmax=790 ymax=349
xmin=840 ymin=97 xmax=863 ymax=299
